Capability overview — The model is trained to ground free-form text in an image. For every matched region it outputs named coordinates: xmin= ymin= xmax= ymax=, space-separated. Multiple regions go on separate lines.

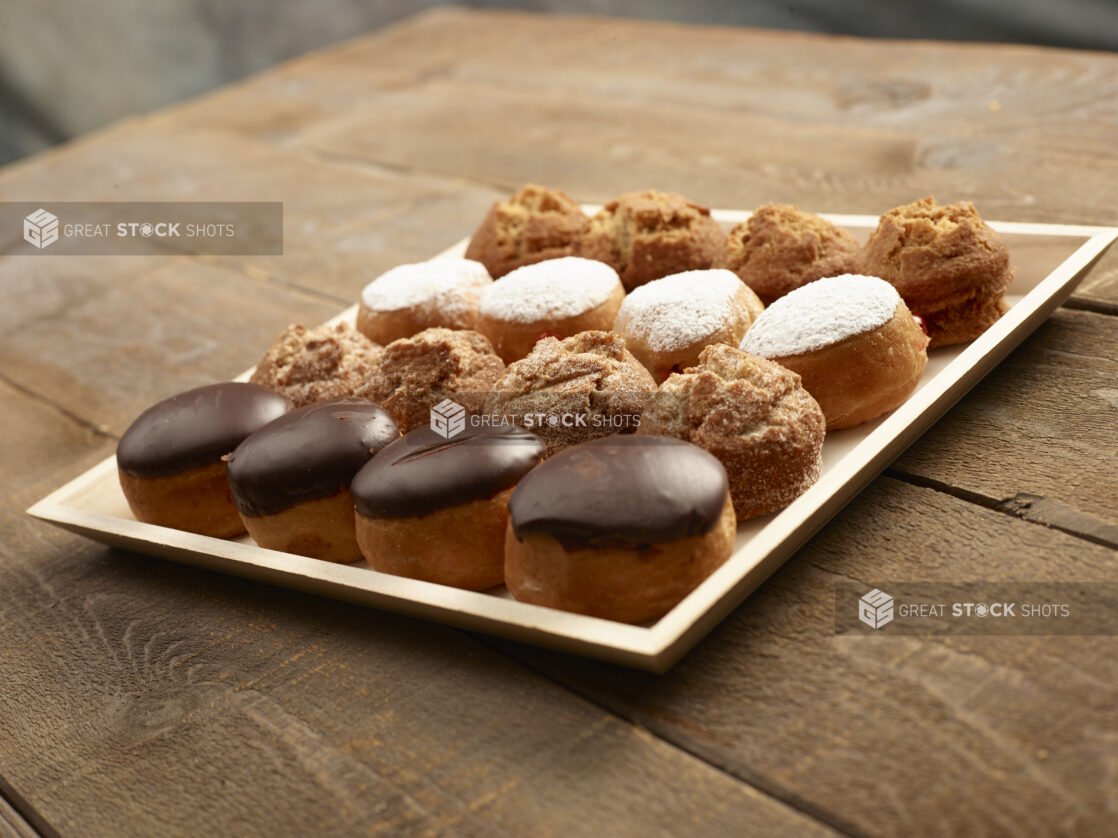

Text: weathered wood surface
xmin=2 ymin=8 xmax=1117 ymax=837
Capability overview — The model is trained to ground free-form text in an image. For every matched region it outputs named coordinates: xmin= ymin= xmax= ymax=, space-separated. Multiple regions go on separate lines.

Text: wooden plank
xmin=491 ymin=475 xmax=1118 ymax=838
xmin=0 ymin=124 xmax=502 ymax=304
xmin=0 ymin=260 xmax=340 ymax=436
xmin=0 ymin=786 xmax=43 ymax=838
xmin=894 ymin=308 xmax=1118 ymax=544
xmin=0 ymin=395 xmax=836 ymax=838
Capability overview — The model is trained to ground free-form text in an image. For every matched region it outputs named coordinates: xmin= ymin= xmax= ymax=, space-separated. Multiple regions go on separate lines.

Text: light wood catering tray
xmin=27 ymin=211 xmax=1118 ymax=671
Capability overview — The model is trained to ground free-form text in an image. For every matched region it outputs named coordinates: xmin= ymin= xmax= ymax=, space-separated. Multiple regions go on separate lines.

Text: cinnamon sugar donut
xmin=740 ymin=275 xmax=928 ymax=430
xmin=363 ymin=327 xmax=505 ymax=433
xmin=858 ymin=197 xmax=1014 ymax=347
xmin=484 ymin=331 xmax=656 ymax=456
xmin=637 ymin=343 xmax=825 ymax=519
xmin=717 ymin=203 xmax=860 ymax=304
xmin=577 ymin=189 xmax=726 ymax=290
xmin=613 ymin=268 xmax=764 ymax=383
xmin=250 ymin=322 xmax=382 ymax=407
xmin=476 ymin=256 xmax=625 ymax=363
xmin=356 ymin=258 xmax=492 ymax=345
xmin=464 ymin=183 xmax=588 ymax=278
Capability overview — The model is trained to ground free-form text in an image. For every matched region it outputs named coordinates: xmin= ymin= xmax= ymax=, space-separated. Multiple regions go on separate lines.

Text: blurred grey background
xmin=3 ymin=0 xmax=1117 ymax=167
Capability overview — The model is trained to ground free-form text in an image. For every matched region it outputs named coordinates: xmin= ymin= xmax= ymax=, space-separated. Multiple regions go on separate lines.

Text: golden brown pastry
xmin=740 ymin=274 xmax=928 ymax=429
xmin=505 ymin=435 xmax=736 ymax=623
xmin=483 ymin=330 xmax=656 ymax=456
xmin=637 ymin=344 xmax=825 ymax=519
xmin=577 ymin=189 xmax=726 ymax=290
xmin=613 ymin=268 xmax=764 ymax=383
xmin=476 ymin=256 xmax=625 ymax=363
xmin=250 ymin=322 xmax=382 ymax=407
xmin=362 ymin=327 xmax=505 ymax=433
xmin=858 ymin=196 xmax=1014 ymax=348
xmin=717 ymin=203 xmax=860 ymax=304
xmin=464 ymin=183 xmax=588 ymax=278
xmin=352 ymin=426 xmax=544 ymax=590
xmin=356 ymin=257 xmax=492 ymax=345
xmin=116 ymin=383 xmax=293 ymax=537
xmin=225 ymin=399 xmax=400 ymax=562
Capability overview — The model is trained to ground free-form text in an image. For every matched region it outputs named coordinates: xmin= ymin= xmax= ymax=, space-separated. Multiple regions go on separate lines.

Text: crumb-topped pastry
xmin=465 ymin=183 xmax=588 ymax=278
xmin=356 ymin=257 xmax=492 ymax=345
xmin=250 ymin=322 xmax=382 ymax=408
xmin=613 ymin=268 xmax=764 ymax=382
xmin=717 ymin=203 xmax=860 ymax=304
xmin=740 ymin=274 xmax=928 ymax=429
xmin=484 ymin=331 xmax=656 ymax=456
xmin=638 ymin=344 xmax=825 ymax=519
xmin=505 ymin=435 xmax=736 ymax=623
xmin=577 ymin=189 xmax=726 ymax=290
xmin=117 ymin=382 xmax=293 ymax=537
xmin=363 ymin=327 xmax=505 ymax=433
xmin=476 ymin=256 xmax=625 ymax=363
xmin=858 ymin=196 xmax=1014 ymax=347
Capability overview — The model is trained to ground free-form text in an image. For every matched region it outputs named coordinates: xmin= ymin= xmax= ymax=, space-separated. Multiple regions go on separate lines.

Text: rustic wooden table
xmin=3 ymin=9 xmax=1117 ymax=837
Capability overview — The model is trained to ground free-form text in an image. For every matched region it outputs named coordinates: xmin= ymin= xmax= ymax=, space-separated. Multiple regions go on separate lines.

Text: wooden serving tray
xmin=27 ymin=211 xmax=1118 ymax=672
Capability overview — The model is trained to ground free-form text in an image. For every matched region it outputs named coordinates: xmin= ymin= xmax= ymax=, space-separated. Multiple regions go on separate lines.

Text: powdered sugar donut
xmin=613 ymin=269 xmax=764 ymax=382
xmin=356 ymin=258 xmax=493 ymax=345
xmin=739 ymin=274 xmax=928 ymax=430
xmin=476 ymin=256 xmax=625 ymax=363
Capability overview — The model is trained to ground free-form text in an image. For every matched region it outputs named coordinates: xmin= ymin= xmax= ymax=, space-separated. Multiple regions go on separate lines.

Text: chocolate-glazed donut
xmin=505 ymin=435 xmax=737 ymax=623
xmin=353 ymin=425 xmax=544 ymax=590
xmin=226 ymin=398 xmax=399 ymax=562
xmin=116 ymin=382 xmax=293 ymax=537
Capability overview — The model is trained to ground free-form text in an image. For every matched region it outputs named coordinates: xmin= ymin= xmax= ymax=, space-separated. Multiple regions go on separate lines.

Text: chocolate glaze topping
xmin=226 ymin=398 xmax=399 ymax=517
xmin=116 ymin=382 xmax=294 ymax=478
xmin=508 ymin=435 xmax=728 ymax=549
xmin=352 ymin=425 xmax=544 ymax=519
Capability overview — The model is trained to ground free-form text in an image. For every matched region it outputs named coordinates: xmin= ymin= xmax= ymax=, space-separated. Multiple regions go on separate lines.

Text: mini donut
xmin=225 ymin=398 xmax=399 ymax=562
xmin=858 ymin=196 xmax=1014 ymax=347
xmin=717 ymin=203 xmax=861 ymax=304
xmin=483 ymin=330 xmax=656 ymax=456
xmin=476 ymin=256 xmax=625 ymax=363
xmin=116 ymin=383 xmax=293 ymax=537
xmin=362 ymin=327 xmax=505 ymax=433
xmin=352 ymin=426 xmax=544 ymax=590
xmin=637 ymin=343 xmax=825 ymax=520
xmin=576 ymin=189 xmax=726 ymax=290
xmin=739 ymin=274 xmax=929 ymax=430
xmin=250 ymin=322 xmax=382 ymax=407
xmin=613 ymin=268 xmax=764 ymax=382
xmin=464 ymin=183 xmax=588 ymax=278
xmin=505 ymin=435 xmax=736 ymax=623
xmin=355 ymin=258 xmax=493 ymax=345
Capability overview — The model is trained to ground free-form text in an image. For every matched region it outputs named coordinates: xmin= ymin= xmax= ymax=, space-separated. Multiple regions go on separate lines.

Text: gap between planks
xmin=0 ymin=772 xmax=58 ymax=838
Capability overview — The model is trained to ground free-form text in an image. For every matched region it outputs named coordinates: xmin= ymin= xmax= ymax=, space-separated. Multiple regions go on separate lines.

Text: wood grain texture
xmin=5 ymin=8 xmax=1118 ymax=836
xmin=0 ymin=390 xmax=834 ymax=838
xmin=894 ymin=308 xmax=1118 ymax=544
xmin=494 ymin=476 xmax=1118 ymax=838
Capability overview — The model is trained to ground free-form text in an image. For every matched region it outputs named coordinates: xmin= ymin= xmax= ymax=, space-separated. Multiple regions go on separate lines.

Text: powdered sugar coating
xmin=617 ymin=269 xmax=745 ymax=351
xmin=739 ymin=274 xmax=900 ymax=358
xmin=479 ymin=257 xmax=621 ymax=323
xmin=361 ymin=258 xmax=492 ymax=315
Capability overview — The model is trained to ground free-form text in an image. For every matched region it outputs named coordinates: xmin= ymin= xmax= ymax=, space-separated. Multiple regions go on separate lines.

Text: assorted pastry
xmin=116 ymin=185 xmax=1016 ymax=622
